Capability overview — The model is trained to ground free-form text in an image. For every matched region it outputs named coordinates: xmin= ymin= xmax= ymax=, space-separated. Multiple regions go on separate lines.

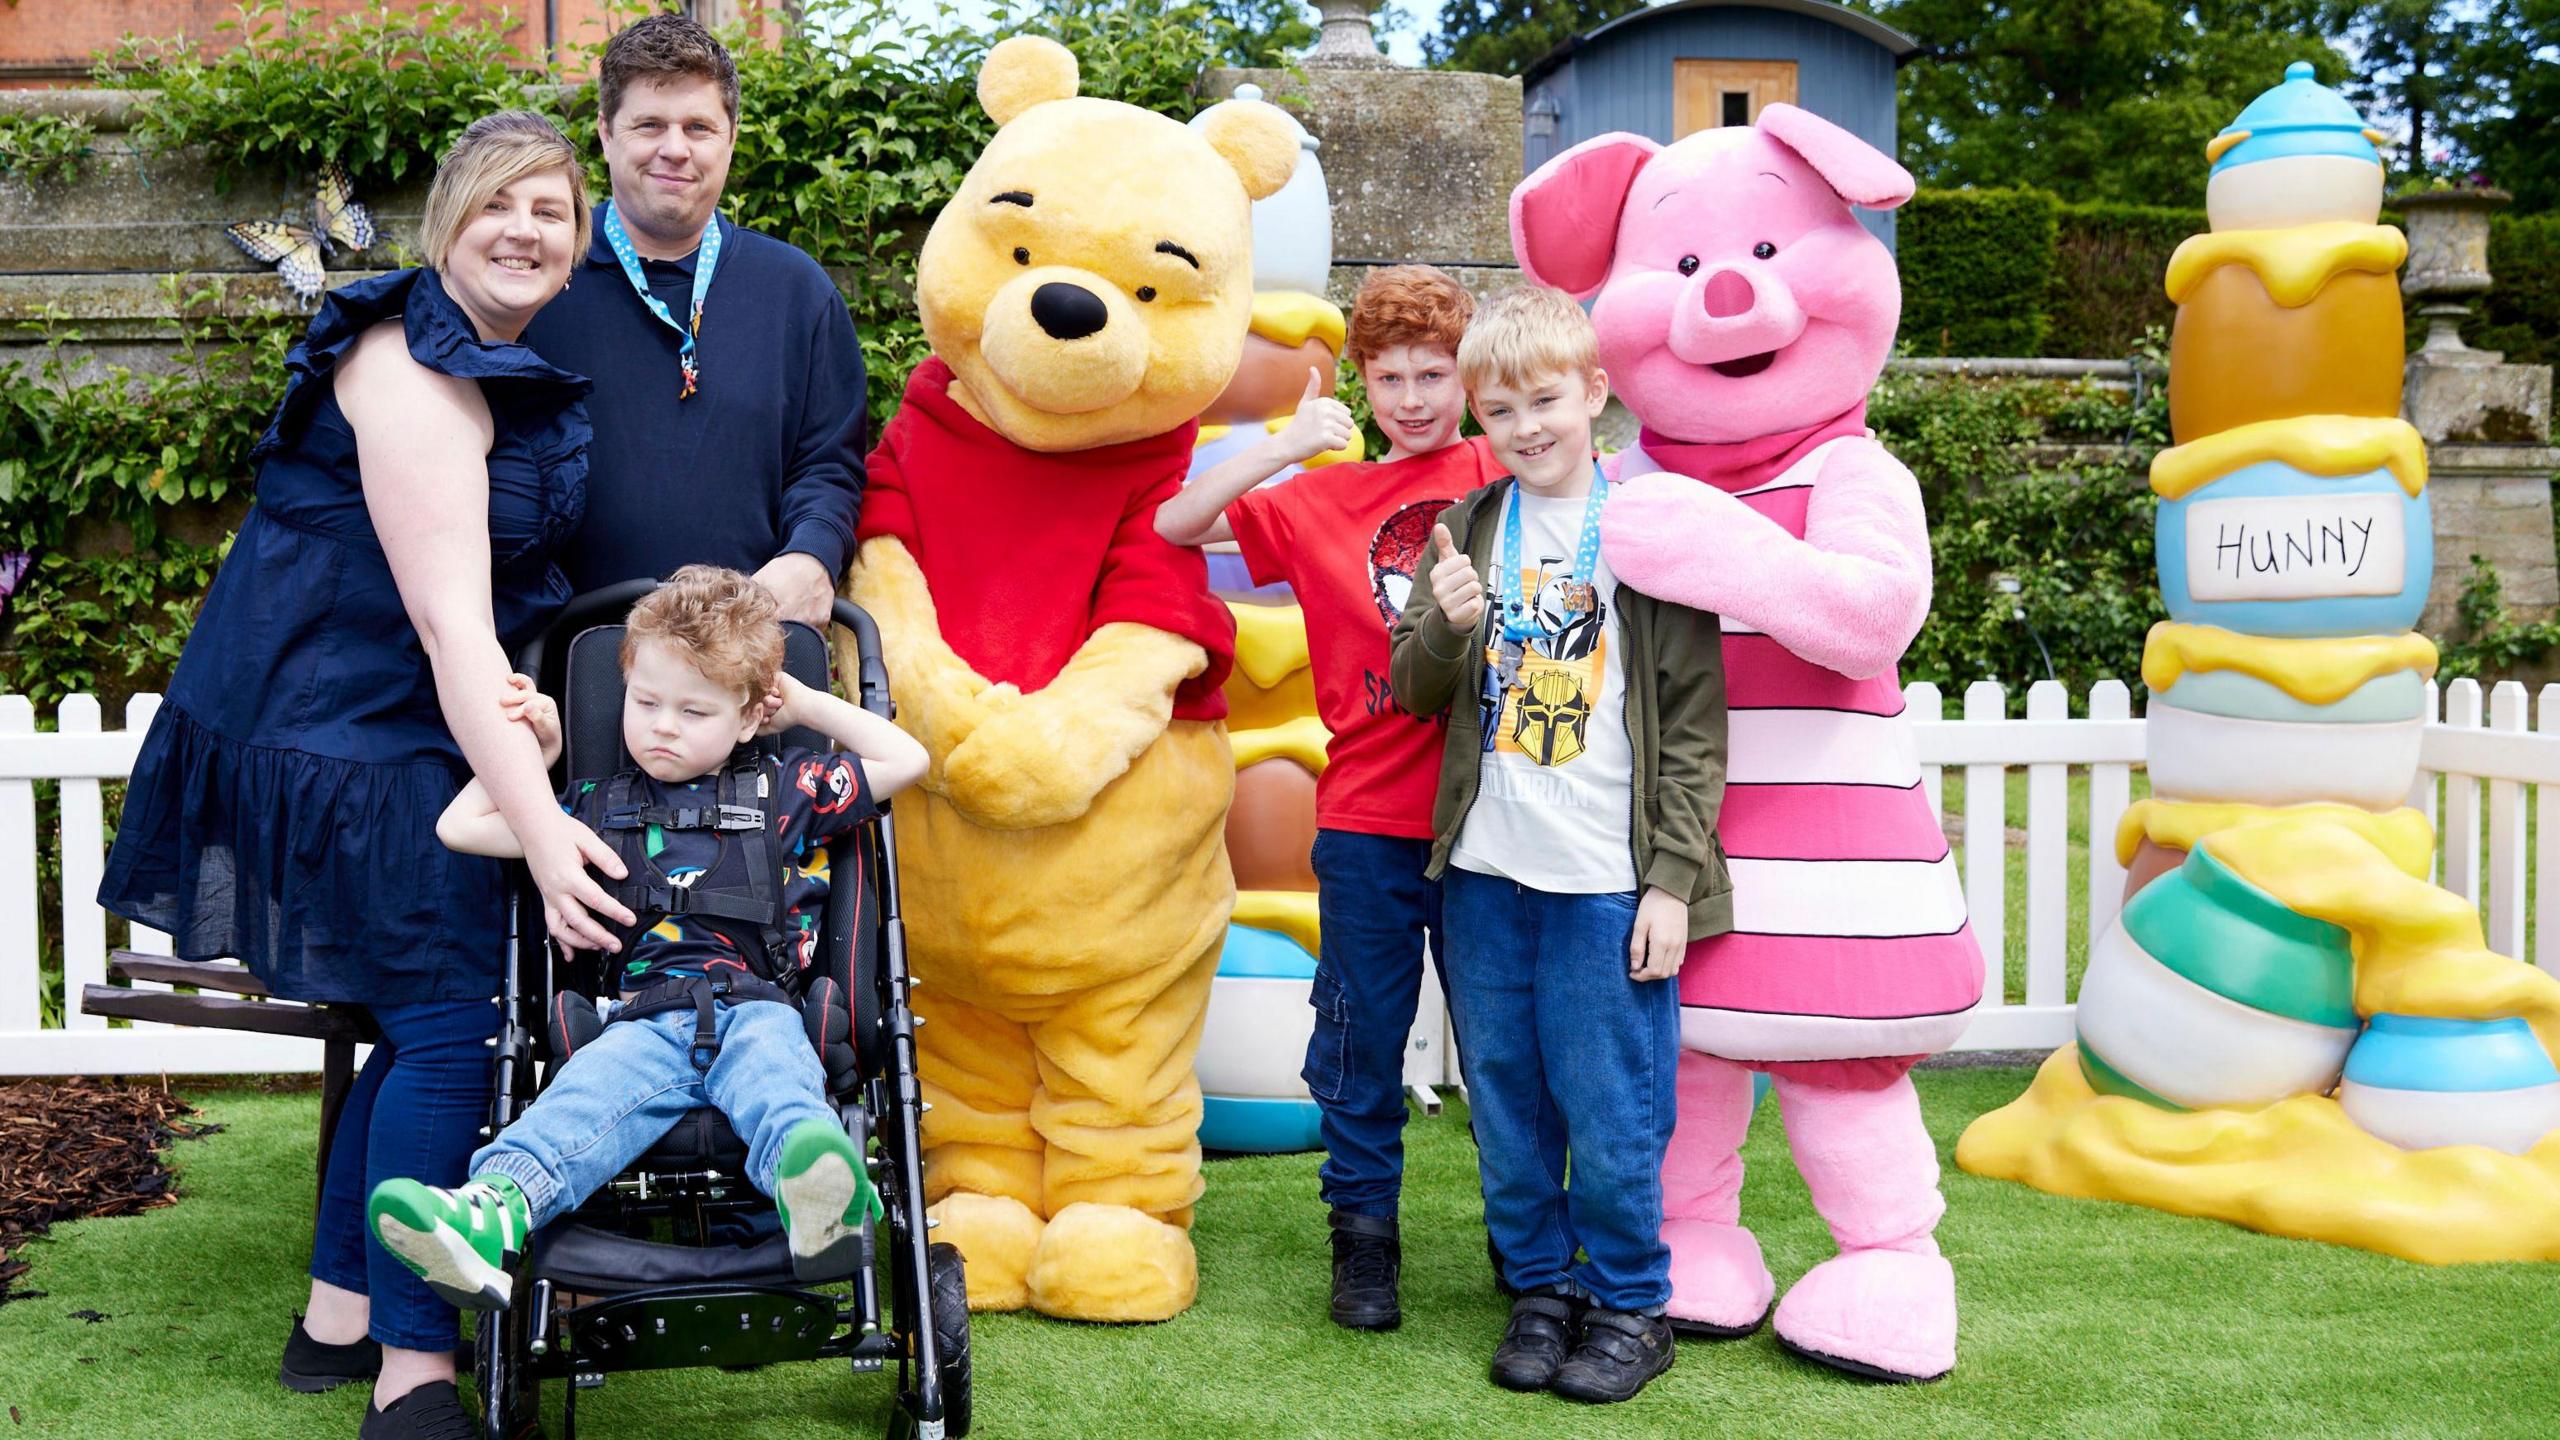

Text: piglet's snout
xmin=1668 ymin=263 xmax=1805 ymax=366
xmin=1703 ymin=270 xmax=1755 ymax=318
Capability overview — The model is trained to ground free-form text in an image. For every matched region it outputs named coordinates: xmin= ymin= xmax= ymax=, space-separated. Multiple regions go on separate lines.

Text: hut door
xmin=1673 ymin=59 xmax=1799 ymax=135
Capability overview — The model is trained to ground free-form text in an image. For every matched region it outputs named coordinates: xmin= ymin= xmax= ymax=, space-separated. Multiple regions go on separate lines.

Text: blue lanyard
xmin=602 ymin=201 xmax=722 ymax=400
xmin=1496 ymin=463 xmax=1609 ymax=643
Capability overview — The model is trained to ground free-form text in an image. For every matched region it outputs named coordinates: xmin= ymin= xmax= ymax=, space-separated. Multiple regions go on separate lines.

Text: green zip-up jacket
xmin=1389 ymin=479 xmax=1734 ymax=941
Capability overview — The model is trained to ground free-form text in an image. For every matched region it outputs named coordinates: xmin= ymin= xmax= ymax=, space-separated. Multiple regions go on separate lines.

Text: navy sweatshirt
xmin=524 ymin=208 xmax=866 ymax=592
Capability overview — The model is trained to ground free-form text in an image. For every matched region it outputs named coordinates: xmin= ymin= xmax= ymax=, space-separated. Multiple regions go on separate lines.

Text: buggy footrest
xmin=532 ymin=1222 xmax=800 ymax=1294
xmin=562 ymin=1284 xmax=839 ymax=1372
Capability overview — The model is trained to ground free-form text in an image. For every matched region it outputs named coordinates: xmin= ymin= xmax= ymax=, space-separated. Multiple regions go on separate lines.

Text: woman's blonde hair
xmin=419 ymin=110 xmax=591 ymax=273
xmin=1457 ymin=285 xmax=1599 ymax=395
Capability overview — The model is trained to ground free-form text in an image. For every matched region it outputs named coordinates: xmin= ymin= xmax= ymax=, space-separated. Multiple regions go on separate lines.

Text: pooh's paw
xmin=940 ymin=712 xmax=1105 ymax=830
xmin=1025 ymin=1202 xmax=1197 ymax=1322
xmin=927 ymin=1192 xmax=1046 ymax=1312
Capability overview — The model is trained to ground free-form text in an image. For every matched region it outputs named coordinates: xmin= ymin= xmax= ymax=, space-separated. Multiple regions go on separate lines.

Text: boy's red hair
xmin=1344 ymin=264 xmax=1475 ymax=370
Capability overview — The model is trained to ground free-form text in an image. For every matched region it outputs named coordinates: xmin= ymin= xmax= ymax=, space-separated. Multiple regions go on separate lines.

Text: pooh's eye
xmin=1753 ymin=242 xmax=1777 ymax=260
xmin=1136 ymin=286 xmax=1157 ymax=303
xmin=1013 ymin=247 xmax=1030 ymax=266
xmin=1676 ymin=255 xmax=1699 ymax=276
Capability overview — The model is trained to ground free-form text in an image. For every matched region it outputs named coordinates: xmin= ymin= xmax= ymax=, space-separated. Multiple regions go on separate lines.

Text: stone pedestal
xmin=2421 ymin=447 xmax=2560 ymax=637
xmin=2406 ymin=355 xmax=2554 ymax=446
xmin=1206 ymin=65 xmax=1520 ymax=279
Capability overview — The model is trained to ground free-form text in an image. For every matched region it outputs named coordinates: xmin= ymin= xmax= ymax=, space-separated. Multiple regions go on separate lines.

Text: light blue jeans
xmin=471 ymin=998 xmax=836 ymax=1230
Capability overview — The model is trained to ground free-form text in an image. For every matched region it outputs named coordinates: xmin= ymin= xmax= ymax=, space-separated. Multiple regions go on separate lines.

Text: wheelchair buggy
xmin=467 ymin=582 xmax=968 ymax=1440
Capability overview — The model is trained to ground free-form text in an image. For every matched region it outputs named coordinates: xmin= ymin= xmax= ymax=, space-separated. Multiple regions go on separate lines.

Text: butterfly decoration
xmin=225 ymin=162 xmax=378 ymax=306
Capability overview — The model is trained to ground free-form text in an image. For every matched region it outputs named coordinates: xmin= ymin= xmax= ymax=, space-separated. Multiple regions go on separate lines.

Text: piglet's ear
xmin=1510 ymin=133 xmax=1659 ymax=299
xmin=1756 ymin=103 xmax=1913 ymax=211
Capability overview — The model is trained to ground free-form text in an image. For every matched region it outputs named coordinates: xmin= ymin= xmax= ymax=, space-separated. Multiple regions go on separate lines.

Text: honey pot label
xmin=2184 ymin=492 xmax=2405 ymax=601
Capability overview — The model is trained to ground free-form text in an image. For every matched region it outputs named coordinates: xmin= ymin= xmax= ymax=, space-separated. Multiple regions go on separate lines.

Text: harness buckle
xmin=715 ymin=804 xmax=764 ymax=831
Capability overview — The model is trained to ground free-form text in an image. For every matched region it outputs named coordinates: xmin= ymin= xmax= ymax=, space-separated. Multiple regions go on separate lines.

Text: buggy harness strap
xmin=613 ymin=971 xmax=800 ymax=1071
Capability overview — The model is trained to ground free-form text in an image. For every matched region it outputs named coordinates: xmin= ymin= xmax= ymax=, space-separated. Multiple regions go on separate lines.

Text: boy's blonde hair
xmin=1344 ymin=264 xmax=1474 ymax=370
xmin=1457 ymin=285 xmax=1599 ymax=394
xmin=621 ymin=565 xmax=785 ymax=704
xmin=420 ymin=110 xmax=592 ymax=273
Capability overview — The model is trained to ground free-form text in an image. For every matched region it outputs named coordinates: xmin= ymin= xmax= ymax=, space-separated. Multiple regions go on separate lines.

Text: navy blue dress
xmin=99 ymin=267 xmax=591 ymax=1005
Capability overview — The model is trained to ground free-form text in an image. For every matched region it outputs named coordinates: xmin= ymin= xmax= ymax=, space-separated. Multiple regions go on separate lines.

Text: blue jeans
xmin=1305 ymin=829 xmax=1445 ymax=1219
xmin=310 ymin=998 xmax=500 ymax=1352
xmin=471 ymin=999 xmax=836 ymax=1230
xmin=1441 ymin=869 xmax=1679 ymax=1312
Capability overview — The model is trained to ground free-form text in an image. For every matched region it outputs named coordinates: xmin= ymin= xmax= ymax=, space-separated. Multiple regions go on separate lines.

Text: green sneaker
xmin=774 ymin=1118 xmax=881 ymax=1281
xmin=367 ymin=1175 xmax=530 ymax=1312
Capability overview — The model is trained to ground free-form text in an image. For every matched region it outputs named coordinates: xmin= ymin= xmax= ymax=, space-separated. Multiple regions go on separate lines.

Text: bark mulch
xmin=0 ymin=1079 xmax=221 ymax=1306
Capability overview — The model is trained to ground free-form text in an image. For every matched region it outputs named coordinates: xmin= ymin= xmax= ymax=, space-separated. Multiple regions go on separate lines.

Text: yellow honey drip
xmin=1234 ymin=889 xmax=1320 ymax=956
xmin=2149 ymin=414 xmax=2427 ymax=500
xmin=1959 ymin=817 xmax=2560 ymax=1264
xmin=2139 ymin=621 xmax=2436 ymax=704
xmin=1229 ymin=600 xmax=1312 ymax=690
xmin=2111 ymin=797 xmax=2433 ymax=876
xmin=1247 ymin=290 xmax=1348 ymax=354
xmin=2164 ymin=222 xmax=2407 ymax=307
xmin=1232 ymin=714 xmax=1330 ymax=775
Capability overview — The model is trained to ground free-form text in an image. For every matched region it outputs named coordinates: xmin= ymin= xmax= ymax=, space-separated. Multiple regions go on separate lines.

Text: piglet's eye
xmin=1676 ymin=255 xmax=1699 ymax=276
xmin=1753 ymin=242 xmax=1777 ymax=259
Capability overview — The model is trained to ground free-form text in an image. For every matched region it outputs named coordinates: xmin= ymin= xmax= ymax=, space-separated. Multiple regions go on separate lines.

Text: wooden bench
xmin=80 ymin=952 xmax=379 ymax=1206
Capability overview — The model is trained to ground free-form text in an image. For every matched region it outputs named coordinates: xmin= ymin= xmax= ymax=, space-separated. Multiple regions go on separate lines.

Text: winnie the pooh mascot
xmin=847 ymin=36 xmax=1297 ymax=1322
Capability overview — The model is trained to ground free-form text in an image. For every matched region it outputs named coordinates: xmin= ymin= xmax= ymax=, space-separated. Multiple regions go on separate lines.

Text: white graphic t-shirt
xmin=1450 ymin=489 xmax=1638 ymax=893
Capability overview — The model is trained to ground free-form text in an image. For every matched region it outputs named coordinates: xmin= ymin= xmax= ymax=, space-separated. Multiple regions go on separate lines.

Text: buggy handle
xmin=515 ymin=580 xmax=893 ymax=719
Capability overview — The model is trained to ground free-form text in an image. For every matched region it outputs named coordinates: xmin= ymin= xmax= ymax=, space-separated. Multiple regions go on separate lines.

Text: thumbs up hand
xmin=1429 ymin=522 xmax=1485 ymax=631
xmin=1274 ymin=366 xmax=1358 ymax=465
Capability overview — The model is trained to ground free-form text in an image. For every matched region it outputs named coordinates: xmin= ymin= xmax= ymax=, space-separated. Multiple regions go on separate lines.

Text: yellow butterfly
xmin=226 ymin=162 xmax=379 ymax=305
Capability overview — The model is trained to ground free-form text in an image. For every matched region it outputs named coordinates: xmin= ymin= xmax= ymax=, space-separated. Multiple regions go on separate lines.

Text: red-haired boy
xmin=1158 ymin=264 xmax=1503 ymax=1330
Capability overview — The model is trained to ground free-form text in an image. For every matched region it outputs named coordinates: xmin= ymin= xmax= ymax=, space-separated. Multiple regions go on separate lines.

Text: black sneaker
xmin=1489 ymin=1290 xmax=1582 ymax=1391
xmin=279 ymin=1314 xmax=378 ymax=1394
xmin=1550 ymin=1308 xmax=1676 ymax=1404
xmin=1327 ymin=1210 xmax=1401 ymax=1331
xmin=359 ymin=1380 xmax=476 ymax=1440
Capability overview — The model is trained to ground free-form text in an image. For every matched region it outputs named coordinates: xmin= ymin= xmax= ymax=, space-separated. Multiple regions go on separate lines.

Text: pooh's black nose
xmin=1031 ymin=282 xmax=1109 ymax=341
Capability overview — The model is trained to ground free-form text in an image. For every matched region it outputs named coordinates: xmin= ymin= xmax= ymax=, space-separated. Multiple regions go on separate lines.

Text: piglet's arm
xmin=1600 ymin=440 xmax=1932 ymax=680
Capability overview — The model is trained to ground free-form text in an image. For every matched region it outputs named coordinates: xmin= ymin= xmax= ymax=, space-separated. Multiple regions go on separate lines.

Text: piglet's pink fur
xmin=1603 ymin=441 xmax=1931 ymax=681
xmin=1514 ymin=103 xmax=1961 ymax=1383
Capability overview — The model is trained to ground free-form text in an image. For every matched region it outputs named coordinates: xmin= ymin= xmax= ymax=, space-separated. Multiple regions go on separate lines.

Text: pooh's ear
xmin=1200 ymin=99 xmax=1299 ymax=202
xmin=980 ymin=36 xmax=1080 ymax=126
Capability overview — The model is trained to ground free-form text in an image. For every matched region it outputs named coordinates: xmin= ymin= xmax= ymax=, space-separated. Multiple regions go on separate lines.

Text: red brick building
xmin=2 ymin=1 xmax=789 ymax=88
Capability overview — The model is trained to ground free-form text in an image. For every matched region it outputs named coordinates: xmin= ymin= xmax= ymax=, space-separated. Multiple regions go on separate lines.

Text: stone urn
xmin=2397 ymin=186 xmax=2512 ymax=363
xmin=1305 ymin=0 xmax=1396 ymax=69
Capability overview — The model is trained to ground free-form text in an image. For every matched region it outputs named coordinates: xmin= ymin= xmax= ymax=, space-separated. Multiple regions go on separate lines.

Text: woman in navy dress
xmin=99 ymin=112 xmax=638 ymax=1440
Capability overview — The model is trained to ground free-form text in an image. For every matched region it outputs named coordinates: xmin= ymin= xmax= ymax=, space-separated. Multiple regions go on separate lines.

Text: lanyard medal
xmin=602 ymin=201 xmax=722 ymax=400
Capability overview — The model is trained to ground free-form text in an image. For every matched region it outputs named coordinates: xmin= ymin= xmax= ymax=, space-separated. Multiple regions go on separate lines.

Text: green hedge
xmin=2474 ymin=213 xmax=2560 ymax=369
xmin=2044 ymin=202 xmax=2198 ymax=359
xmin=1897 ymin=188 xmax=2057 ymax=357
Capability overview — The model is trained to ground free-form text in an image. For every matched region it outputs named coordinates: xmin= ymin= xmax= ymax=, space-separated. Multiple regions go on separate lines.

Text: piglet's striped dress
xmin=1623 ymin=438 xmax=1982 ymax=1063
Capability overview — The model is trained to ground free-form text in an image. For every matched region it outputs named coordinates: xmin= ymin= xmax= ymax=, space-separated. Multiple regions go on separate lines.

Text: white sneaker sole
xmin=376 ymin=1213 xmax=513 ymax=1312
xmin=779 ymin=1151 xmax=865 ymax=1281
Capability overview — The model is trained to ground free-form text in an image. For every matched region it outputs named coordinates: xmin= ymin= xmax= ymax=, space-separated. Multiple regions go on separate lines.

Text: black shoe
xmin=1551 ymin=1309 xmax=1676 ymax=1404
xmin=279 ymin=1314 xmax=378 ymax=1394
xmin=1327 ymin=1210 xmax=1401 ymax=1331
xmin=360 ymin=1381 xmax=476 ymax=1440
xmin=1489 ymin=1290 xmax=1582 ymax=1391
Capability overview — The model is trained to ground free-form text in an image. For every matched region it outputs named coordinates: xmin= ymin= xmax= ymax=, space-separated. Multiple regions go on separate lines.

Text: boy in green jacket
xmin=1390 ymin=285 xmax=1731 ymax=1405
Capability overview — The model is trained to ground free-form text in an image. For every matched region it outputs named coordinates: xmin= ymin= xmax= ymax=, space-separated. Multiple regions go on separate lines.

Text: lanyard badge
xmin=1481 ymin=463 xmax=1609 ymax=739
xmin=602 ymin=201 xmax=723 ymax=399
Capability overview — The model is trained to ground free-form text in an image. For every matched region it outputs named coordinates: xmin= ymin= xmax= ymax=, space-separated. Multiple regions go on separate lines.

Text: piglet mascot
xmin=1511 ymin=106 xmax=1982 ymax=1382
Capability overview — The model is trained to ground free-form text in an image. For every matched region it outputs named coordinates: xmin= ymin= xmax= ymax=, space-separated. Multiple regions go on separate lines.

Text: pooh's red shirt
xmin=859 ymin=358 xmax=1235 ymax=720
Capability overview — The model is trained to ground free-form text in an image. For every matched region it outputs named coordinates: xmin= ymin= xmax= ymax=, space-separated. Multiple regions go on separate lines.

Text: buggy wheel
xmin=928 ymin=1242 xmax=973 ymax=1439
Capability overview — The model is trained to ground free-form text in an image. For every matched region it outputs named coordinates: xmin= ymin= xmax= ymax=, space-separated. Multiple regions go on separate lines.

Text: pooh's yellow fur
xmin=844 ymin=37 xmax=1295 ymax=1322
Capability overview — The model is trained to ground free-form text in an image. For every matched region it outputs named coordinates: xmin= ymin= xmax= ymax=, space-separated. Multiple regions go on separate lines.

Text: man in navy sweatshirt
xmin=525 ymin=13 xmax=865 ymax=625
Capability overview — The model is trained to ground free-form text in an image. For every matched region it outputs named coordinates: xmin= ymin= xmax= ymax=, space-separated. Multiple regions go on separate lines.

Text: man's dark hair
xmin=598 ymin=12 xmax=740 ymax=126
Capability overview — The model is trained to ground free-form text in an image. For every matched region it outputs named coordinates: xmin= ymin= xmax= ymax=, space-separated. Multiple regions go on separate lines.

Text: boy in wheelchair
xmin=366 ymin=565 xmax=928 ymax=1313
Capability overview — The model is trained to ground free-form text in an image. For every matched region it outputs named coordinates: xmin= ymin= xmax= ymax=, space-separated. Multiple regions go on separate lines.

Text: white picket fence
xmin=11 ymin=678 xmax=2560 ymax=1077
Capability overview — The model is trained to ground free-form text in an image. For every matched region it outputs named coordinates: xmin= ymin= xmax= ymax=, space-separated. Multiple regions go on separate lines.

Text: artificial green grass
xmin=4 ymin=1072 xmax=2556 ymax=1439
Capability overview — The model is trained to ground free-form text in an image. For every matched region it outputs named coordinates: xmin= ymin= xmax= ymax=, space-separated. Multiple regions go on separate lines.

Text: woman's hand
xmin=499 ymin=674 xmax=562 ymax=767
xmin=521 ymin=811 xmax=634 ymax=954
xmin=1629 ymin=885 xmax=1689 ymax=982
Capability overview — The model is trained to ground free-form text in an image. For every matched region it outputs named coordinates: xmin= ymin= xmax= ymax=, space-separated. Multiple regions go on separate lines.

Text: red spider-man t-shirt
xmin=1226 ymin=436 xmax=1506 ymax=839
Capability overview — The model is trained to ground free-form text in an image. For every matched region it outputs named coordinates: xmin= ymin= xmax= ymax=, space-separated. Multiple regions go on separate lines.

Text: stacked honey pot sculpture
xmin=1957 ymin=63 xmax=2560 ymax=1261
